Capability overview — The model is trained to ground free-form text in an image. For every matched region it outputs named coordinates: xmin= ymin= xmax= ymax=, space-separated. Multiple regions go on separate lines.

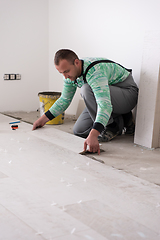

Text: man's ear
xmin=74 ymin=59 xmax=79 ymax=66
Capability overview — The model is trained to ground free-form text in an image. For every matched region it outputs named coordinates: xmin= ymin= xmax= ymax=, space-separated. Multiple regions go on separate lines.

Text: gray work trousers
xmin=73 ymin=73 xmax=139 ymax=138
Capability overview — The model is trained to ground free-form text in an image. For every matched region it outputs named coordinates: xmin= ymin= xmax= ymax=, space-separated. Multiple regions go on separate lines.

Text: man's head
xmin=54 ymin=49 xmax=82 ymax=81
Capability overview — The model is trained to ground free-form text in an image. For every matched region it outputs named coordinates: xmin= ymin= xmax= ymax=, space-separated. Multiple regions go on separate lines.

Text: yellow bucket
xmin=38 ymin=91 xmax=64 ymax=125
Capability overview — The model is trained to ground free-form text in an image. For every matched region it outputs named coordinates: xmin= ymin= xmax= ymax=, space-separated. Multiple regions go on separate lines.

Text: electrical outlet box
xmin=3 ymin=74 xmax=21 ymax=80
xmin=3 ymin=74 xmax=10 ymax=80
xmin=16 ymin=74 xmax=21 ymax=80
xmin=10 ymin=74 xmax=16 ymax=80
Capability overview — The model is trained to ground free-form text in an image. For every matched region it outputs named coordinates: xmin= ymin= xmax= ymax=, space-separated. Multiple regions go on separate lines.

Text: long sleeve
xmin=84 ymin=60 xmax=130 ymax=133
xmin=45 ymin=80 xmax=77 ymax=120
xmin=86 ymin=66 xmax=113 ymax=132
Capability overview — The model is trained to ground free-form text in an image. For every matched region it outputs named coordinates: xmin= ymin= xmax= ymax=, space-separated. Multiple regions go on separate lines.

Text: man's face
xmin=55 ymin=59 xmax=80 ymax=81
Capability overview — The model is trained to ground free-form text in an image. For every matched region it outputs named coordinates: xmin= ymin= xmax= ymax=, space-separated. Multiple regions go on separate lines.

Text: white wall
xmin=49 ymin=0 xmax=160 ymax=115
xmin=0 ymin=0 xmax=49 ymax=112
xmin=1 ymin=0 xmax=160 ymax=114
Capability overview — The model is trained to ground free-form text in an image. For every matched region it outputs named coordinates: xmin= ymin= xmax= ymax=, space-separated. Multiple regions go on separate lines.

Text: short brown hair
xmin=54 ymin=49 xmax=79 ymax=65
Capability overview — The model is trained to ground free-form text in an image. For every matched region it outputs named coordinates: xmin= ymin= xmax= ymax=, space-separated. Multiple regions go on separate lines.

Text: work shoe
xmin=98 ymin=129 xmax=120 ymax=142
xmin=124 ymin=121 xmax=135 ymax=135
xmin=122 ymin=111 xmax=135 ymax=136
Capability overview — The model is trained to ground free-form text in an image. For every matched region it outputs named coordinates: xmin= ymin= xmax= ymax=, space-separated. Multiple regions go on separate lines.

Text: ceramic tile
xmin=0 ymin=205 xmax=44 ymax=240
xmin=0 ymin=113 xmax=160 ymax=240
xmin=65 ymin=199 xmax=160 ymax=240
xmin=53 ymin=228 xmax=108 ymax=240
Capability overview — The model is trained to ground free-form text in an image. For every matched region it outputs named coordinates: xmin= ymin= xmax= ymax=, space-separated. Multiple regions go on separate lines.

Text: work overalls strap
xmin=83 ymin=60 xmax=132 ymax=82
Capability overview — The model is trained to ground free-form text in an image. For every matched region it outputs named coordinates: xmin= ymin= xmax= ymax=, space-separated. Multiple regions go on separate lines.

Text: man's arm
xmin=87 ymin=69 xmax=113 ymax=132
xmin=33 ymin=80 xmax=77 ymax=130
xmin=46 ymin=81 xmax=77 ymax=120
xmin=83 ymin=69 xmax=112 ymax=154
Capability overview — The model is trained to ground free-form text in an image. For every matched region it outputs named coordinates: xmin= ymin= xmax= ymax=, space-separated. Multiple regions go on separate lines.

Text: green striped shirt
xmin=46 ymin=58 xmax=130 ymax=132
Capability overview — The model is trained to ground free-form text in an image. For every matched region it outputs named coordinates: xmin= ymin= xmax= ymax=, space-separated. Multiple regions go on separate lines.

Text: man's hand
xmin=32 ymin=114 xmax=49 ymax=130
xmin=84 ymin=129 xmax=100 ymax=155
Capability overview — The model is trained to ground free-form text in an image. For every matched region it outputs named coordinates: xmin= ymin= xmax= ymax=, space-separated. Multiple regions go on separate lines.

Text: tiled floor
xmin=0 ymin=112 xmax=160 ymax=240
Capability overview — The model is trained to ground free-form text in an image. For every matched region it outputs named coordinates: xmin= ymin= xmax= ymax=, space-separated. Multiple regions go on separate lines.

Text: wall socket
xmin=3 ymin=74 xmax=21 ymax=80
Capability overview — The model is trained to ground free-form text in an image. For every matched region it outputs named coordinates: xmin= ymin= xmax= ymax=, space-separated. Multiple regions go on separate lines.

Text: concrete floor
xmin=0 ymin=111 xmax=160 ymax=240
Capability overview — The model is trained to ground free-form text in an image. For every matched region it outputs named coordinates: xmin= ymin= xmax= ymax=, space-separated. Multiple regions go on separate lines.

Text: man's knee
xmin=73 ymin=127 xmax=87 ymax=138
xmin=73 ymin=124 xmax=78 ymax=136
xmin=73 ymin=122 xmax=83 ymax=137
xmin=73 ymin=122 xmax=91 ymax=138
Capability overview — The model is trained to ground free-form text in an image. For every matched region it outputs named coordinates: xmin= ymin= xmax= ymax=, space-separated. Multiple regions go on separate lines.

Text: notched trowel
xmin=79 ymin=149 xmax=105 ymax=164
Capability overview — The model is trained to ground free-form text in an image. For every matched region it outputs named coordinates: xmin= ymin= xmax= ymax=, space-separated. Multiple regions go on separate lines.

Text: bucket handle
xmin=37 ymin=100 xmax=51 ymax=111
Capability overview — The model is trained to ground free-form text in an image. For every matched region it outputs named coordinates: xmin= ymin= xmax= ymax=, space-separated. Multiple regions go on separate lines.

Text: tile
xmin=53 ymin=229 xmax=108 ymax=240
xmin=0 ymin=171 xmax=8 ymax=179
xmin=0 ymin=178 xmax=90 ymax=239
xmin=0 ymin=205 xmax=44 ymax=240
xmin=65 ymin=200 xmax=160 ymax=240
xmin=0 ymin=113 xmax=160 ymax=240
xmin=30 ymin=126 xmax=84 ymax=154
xmin=67 ymin=178 xmax=160 ymax=233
